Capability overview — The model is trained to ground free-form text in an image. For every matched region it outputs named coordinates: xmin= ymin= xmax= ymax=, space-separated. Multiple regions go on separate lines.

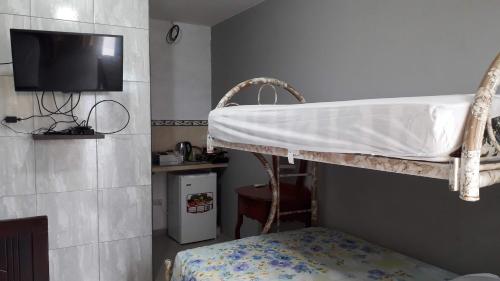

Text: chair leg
xmin=305 ymin=214 xmax=312 ymax=227
xmin=235 ymin=213 xmax=244 ymax=239
xmin=310 ymin=162 xmax=318 ymax=226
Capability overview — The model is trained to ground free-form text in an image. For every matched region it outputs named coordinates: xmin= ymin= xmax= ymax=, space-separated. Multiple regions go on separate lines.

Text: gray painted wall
xmin=150 ymin=20 xmax=211 ymax=121
xmin=212 ymin=0 xmax=500 ymax=275
xmin=0 ymin=1 xmax=152 ymax=280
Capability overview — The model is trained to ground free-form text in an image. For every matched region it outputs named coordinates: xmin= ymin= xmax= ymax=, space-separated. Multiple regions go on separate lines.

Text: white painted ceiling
xmin=149 ymin=0 xmax=266 ymax=26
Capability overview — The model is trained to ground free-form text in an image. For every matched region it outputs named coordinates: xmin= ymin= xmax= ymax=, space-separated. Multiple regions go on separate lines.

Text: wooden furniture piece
xmin=0 ymin=216 xmax=49 ymax=281
xmin=235 ymin=158 xmax=313 ymax=239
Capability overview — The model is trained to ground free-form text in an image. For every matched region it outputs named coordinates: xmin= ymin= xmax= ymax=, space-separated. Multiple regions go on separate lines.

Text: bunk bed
xmin=165 ymin=53 xmax=500 ymax=281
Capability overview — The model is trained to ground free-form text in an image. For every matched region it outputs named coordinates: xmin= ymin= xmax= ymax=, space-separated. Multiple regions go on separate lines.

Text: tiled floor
xmin=152 ymin=230 xmax=231 ymax=281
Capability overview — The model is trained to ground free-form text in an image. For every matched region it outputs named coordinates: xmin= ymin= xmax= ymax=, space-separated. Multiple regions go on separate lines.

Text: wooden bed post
xmin=460 ymin=53 xmax=500 ymax=201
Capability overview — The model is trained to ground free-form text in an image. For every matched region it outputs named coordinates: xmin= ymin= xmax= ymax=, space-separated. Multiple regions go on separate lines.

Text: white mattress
xmin=208 ymin=94 xmax=500 ymax=162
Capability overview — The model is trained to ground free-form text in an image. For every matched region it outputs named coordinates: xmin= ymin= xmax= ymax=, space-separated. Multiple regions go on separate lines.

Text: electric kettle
xmin=176 ymin=141 xmax=192 ymax=161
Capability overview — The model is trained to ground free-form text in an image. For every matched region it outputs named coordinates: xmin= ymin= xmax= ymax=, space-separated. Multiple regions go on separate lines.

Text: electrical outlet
xmin=153 ymin=198 xmax=163 ymax=206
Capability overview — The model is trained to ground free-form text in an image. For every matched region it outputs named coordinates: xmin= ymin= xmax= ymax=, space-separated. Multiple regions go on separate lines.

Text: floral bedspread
xmin=172 ymin=227 xmax=457 ymax=281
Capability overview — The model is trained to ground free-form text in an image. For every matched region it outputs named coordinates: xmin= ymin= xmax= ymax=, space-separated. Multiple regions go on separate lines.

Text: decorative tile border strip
xmin=151 ymin=120 xmax=208 ymax=126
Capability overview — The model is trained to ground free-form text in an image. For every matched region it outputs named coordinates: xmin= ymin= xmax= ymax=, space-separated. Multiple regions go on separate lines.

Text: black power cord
xmin=3 ymin=92 xmax=76 ymax=134
xmin=70 ymin=94 xmax=84 ymax=126
xmin=0 ymin=119 xmax=32 ymax=135
xmin=0 ymin=62 xmax=12 ymax=65
xmin=85 ymin=100 xmax=130 ymax=134
xmin=41 ymin=92 xmax=87 ymax=131
xmin=36 ymin=91 xmax=80 ymax=132
xmin=51 ymin=92 xmax=74 ymax=114
xmin=2 ymin=92 xmax=130 ymax=135
xmin=41 ymin=92 xmax=79 ymax=116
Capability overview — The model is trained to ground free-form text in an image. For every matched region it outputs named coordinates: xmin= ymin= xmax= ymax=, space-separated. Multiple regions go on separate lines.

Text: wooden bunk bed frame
xmin=207 ymin=53 xmax=500 ymax=236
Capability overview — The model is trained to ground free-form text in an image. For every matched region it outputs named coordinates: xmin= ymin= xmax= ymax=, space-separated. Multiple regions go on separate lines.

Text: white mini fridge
xmin=167 ymin=172 xmax=217 ymax=244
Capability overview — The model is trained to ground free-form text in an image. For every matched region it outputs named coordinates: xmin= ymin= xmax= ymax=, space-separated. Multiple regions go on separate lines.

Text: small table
xmin=235 ymin=182 xmax=311 ymax=239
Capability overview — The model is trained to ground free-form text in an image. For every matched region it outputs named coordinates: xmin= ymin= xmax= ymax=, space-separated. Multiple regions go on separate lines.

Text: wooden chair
xmin=0 ymin=216 xmax=49 ymax=281
xmin=235 ymin=157 xmax=313 ymax=239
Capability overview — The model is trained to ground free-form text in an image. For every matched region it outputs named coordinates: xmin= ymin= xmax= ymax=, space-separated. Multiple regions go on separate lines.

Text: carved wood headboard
xmin=0 ymin=216 xmax=49 ymax=281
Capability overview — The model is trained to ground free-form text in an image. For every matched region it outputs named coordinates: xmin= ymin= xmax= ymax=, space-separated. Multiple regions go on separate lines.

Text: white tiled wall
xmin=98 ymin=134 xmax=151 ymax=188
xmin=35 ymin=140 xmax=98 ymax=193
xmin=49 ymin=244 xmax=99 ymax=281
xmin=94 ymin=0 xmax=148 ymax=29
xmin=30 ymin=16 xmax=94 ymax=32
xmin=98 ymin=186 xmax=152 ymax=242
xmin=0 ymin=137 xmax=35 ymax=196
xmin=0 ymin=77 xmax=34 ymax=136
xmin=0 ymin=1 xmax=151 ymax=280
xmin=0 ymin=195 xmax=36 ymax=219
xmin=37 ymin=190 xmax=99 ymax=249
xmin=96 ymin=81 xmax=151 ymax=135
xmin=0 ymin=0 xmax=30 ymax=16
xmin=31 ymin=0 xmax=94 ymax=22
xmin=99 ymin=236 xmax=152 ymax=281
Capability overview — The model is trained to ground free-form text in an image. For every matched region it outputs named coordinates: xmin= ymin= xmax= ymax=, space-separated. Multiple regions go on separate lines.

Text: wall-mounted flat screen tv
xmin=10 ymin=29 xmax=123 ymax=92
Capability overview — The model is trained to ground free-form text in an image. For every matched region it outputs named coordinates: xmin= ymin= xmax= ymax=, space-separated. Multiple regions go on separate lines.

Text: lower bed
xmin=171 ymin=227 xmax=457 ymax=281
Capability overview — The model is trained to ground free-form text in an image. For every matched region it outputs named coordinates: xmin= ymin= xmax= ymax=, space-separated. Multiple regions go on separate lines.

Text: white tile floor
xmin=152 ymin=230 xmax=231 ymax=281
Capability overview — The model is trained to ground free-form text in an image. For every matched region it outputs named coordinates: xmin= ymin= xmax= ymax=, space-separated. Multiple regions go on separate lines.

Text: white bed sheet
xmin=208 ymin=94 xmax=500 ymax=162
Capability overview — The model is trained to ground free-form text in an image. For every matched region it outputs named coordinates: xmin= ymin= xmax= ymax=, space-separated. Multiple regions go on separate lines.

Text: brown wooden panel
xmin=0 ymin=217 xmax=49 ymax=281
xmin=0 ymin=238 xmax=6 ymax=271
xmin=19 ymin=234 xmax=33 ymax=281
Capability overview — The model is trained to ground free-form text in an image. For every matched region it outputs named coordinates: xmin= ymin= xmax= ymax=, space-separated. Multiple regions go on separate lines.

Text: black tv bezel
xmin=10 ymin=28 xmax=124 ymax=92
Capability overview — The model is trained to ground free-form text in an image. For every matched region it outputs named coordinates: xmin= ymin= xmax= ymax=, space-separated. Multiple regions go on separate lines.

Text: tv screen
xmin=10 ymin=29 xmax=123 ymax=92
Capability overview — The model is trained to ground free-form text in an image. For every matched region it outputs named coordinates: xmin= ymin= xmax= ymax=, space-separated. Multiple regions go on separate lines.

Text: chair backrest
xmin=295 ymin=160 xmax=308 ymax=188
xmin=272 ymin=156 xmax=309 ymax=189
xmin=0 ymin=216 xmax=49 ymax=281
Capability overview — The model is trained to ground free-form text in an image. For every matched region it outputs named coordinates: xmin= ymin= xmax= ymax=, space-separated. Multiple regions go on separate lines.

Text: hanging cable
xmin=17 ymin=91 xmax=83 ymax=133
xmin=85 ymin=100 xmax=130 ymax=134
xmin=41 ymin=91 xmax=79 ymax=115
xmin=1 ymin=119 xmax=31 ymax=135
xmin=8 ymin=91 xmax=130 ymax=135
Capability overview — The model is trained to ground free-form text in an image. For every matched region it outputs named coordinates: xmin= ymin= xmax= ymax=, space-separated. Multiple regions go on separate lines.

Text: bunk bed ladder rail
xmin=460 ymin=53 xmax=500 ymax=201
